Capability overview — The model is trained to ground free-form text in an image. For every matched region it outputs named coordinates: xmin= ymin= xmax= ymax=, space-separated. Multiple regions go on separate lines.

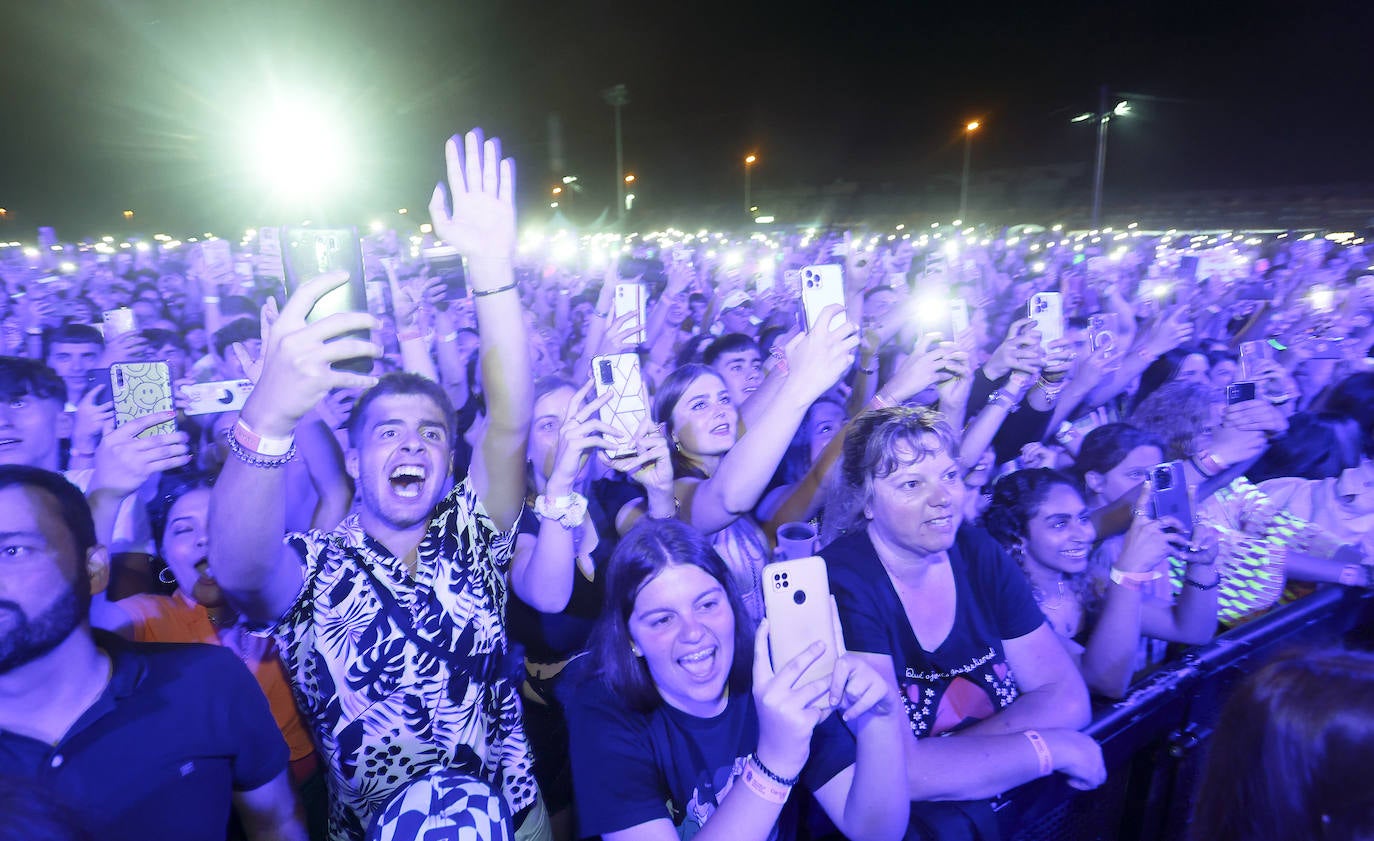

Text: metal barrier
xmin=1009 ymin=586 xmax=1374 ymax=841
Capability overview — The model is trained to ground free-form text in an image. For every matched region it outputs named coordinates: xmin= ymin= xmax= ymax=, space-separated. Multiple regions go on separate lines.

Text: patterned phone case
xmin=111 ymin=362 xmax=176 ymax=438
xmin=592 ymin=352 xmax=648 ymax=458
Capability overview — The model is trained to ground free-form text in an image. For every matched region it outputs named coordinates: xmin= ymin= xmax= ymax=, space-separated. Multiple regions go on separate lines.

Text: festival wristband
xmin=234 ymin=418 xmax=295 ymax=457
xmin=1024 ymin=730 xmax=1054 ymax=777
xmin=1109 ymin=567 xmax=1165 ymax=590
xmin=740 ymin=761 xmax=791 ymax=804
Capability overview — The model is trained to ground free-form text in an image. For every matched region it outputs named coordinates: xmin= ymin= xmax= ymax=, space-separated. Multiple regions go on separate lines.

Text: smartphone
xmin=421 ymin=244 xmax=468 ymax=299
xmin=592 ymin=352 xmax=649 ymax=459
xmin=201 ymin=239 xmax=232 ymax=275
xmin=1302 ymin=336 xmax=1346 ymax=360
xmin=1087 ymin=312 xmax=1121 ymax=356
xmin=110 ymin=362 xmax=176 ymax=438
xmin=761 ymin=556 xmax=838 ymax=688
xmin=1234 ymin=282 xmax=1271 ymax=301
xmin=102 ymin=308 xmax=136 ymax=340
xmin=916 ymin=297 xmax=970 ymax=342
xmin=1028 ymin=292 xmax=1064 ymax=345
xmin=86 ymin=368 xmax=114 ymax=405
xmin=1226 ymin=381 xmax=1257 ymax=405
xmin=281 ymin=227 xmax=371 ymax=374
xmin=1148 ymin=461 xmax=1193 ymax=537
xmin=800 ymin=264 xmax=847 ymax=332
xmin=181 ymin=379 xmax=254 ymax=416
xmin=614 ymin=282 xmax=647 ymax=346
xmin=1238 ymin=340 xmax=1275 ymax=380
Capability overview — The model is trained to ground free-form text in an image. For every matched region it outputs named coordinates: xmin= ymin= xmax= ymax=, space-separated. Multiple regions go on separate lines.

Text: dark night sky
xmin=2 ymin=0 xmax=1371 ymax=236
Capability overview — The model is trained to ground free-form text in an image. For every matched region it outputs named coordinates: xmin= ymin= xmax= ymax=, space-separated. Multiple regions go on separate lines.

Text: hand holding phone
xmin=110 ymin=362 xmax=176 ymax=438
xmin=281 ymin=227 xmax=372 ymax=374
xmin=1028 ymin=292 xmax=1064 ymax=346
xmin=1147 ymin=461 xmax=1193 ymax=538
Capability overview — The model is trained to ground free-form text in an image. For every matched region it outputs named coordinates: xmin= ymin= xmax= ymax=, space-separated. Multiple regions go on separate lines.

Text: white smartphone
xmin=800 ymin=264 xmax=847 ymax=333
xmin=1028 ymin=292 xmax=1064 ymax=346
xmin=181 ymin=379 xmax=254 ymax=416
xmin=592 ymin=352 xmax=649 ymax=458
xmin=102 ymin=308 xmax=136 ymax=340
xmin=614 ymin=282 xmax=647 ymax=346
xmin=762 ymin=556 xmax=838 ymax=688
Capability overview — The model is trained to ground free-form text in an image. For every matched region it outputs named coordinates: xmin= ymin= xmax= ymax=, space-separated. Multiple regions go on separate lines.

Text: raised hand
xmin=781 ymin=304 xmax=861 ymax=400
xmin=238 ymin=272 xmax=381 ymax=438
xmin=984 ymin=318 xmax=1045 ymax=380
xmin=428 ymin=128 xmax=516 ymax=265
xmin=605 ymin=416 xmax=675 ymax=498
xmin=89 ymin=412 xmax=192 ymax=497
xmin=752 ymin=619 xmax=829 ymax=779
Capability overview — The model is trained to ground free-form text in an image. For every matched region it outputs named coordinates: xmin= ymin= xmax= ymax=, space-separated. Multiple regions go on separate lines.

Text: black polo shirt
xmin=0 ymin=632 xmax=288 ymax=841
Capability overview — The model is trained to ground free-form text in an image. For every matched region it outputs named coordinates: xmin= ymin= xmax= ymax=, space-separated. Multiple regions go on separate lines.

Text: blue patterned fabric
xmin=366 ymin=770 xmax=514 ymax=841
xmin=269 ymin=478 xmax=536 ymax=840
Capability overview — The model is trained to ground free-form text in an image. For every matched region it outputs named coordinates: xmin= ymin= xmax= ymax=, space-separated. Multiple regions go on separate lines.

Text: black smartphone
xmin=422 ymin=245 xmax=468 ymax=300
xmin=281 ymin=227 xmax=371 ymax=374
xmin=1226 ymin=381 xmax=1257 ymax=405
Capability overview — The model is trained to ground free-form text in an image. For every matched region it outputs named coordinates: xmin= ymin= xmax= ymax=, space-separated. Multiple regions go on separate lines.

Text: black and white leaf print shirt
xmin=267 ymin=478 xmax=536 ymax=841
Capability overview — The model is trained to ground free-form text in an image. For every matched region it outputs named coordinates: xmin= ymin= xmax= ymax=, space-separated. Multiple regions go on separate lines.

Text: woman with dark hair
xmin=1190 ymin=648 xmax=1374 ymax=841
xmin=1132 ymin=347 xmax=1209 ymax=411
xmin=623 ymin=314 xmax=858 ymax=622
xmin=565 ymin=519 xmax=908 ymax=841
xmin=819 ymin=407 xmax=1106 ymax=832
xmin=89 ymin=473 xmax=318 ymax=785
xmin=983 ymin=468 xmax=1219 ymax=698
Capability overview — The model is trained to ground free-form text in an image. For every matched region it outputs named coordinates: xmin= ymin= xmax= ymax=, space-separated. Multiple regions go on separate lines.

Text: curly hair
xmin=983 ymin=468 xmax=1099 ymax=610
xmin=1129 ymin=380 xmax=1218 ymax=461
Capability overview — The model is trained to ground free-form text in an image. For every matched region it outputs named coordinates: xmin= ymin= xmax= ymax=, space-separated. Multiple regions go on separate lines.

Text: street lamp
xmin=1072 ymin=86 xmax=1130 ymax=228
xmin=602 ymin=84 xmax=630 ymax=227
xmin=744 ymin=154 xmax=758 ymax=217
xmin=123 ymin=210 xmax=135 ymax=220
xmin=624 ymin=173 xmax=636 ymax=184
xmin=958 ymin=121 xmax=980 ymax=224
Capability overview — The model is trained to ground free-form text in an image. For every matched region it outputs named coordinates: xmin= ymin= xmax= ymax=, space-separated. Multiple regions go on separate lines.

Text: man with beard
xmin=209 ymin=130 xmax=551 ymax=840
xmin=0 ymin=465 xmax=303 ymax=841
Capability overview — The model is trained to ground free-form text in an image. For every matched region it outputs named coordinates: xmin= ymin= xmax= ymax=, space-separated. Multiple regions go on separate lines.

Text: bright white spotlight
xmin=244 ymin=92 xmax=351 ymax=202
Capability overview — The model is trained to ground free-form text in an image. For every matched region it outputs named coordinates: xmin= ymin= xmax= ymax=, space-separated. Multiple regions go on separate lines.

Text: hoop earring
xmin=158 ymin=567 xmax=177 ymax=586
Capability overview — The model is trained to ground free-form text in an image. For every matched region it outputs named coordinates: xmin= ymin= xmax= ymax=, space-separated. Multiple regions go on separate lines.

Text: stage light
xmin=242 ymin=91 xmax=352 ymax=202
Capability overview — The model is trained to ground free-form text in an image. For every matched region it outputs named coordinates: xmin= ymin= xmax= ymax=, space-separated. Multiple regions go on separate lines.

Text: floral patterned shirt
xmin=266 ymin=478 xmax=535 ymax=840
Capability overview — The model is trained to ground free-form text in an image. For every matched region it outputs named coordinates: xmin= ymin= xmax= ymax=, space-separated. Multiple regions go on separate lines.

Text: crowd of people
xmin=1 ymin=127 xmax=1373 ymax=841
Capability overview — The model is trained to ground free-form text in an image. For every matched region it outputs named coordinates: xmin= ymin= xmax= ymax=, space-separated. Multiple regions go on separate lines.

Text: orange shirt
xmin=117 ymin=592 xmax=316 ymax=764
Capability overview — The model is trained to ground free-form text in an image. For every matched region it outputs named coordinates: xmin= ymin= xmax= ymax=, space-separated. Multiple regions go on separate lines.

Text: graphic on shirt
xmin=678 ymin=756 xmax=758 ymax=840
xmin=902 ymin=649 xmax=1018 ymax=737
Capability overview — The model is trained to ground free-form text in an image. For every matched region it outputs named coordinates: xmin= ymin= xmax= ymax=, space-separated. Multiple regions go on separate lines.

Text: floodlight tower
xmin=602 ymin=84 xmax=630 ymax=227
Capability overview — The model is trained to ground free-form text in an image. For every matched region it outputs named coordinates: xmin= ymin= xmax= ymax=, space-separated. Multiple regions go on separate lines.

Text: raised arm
xmin=429 ymin=129 xmax=530 ymax=530
xmin=209 ymin=275 xmax=380 ymax=625
xmin=683 ymin=307 xmax=858 ymax=534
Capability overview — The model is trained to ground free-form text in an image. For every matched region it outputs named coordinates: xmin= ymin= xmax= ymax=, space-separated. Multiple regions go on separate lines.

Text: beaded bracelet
xmin=224 ymin=428 xmax=296 ymax=468
xmin=749 ymin=753 xmax=800 ymax=788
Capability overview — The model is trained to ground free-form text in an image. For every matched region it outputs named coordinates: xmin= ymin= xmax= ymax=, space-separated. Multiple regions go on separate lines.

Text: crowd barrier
xmin=1009 ymin=586 xmax=1374 ymax=841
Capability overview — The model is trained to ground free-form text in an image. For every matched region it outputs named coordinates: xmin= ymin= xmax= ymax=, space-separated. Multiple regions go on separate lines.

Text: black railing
xmin=1010 ymin=586 xmax=1374 ymax=841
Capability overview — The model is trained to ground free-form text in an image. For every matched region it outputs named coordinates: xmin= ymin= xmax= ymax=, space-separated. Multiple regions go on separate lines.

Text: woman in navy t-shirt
xmin=565 ymin=519 xmax=908 ymax=841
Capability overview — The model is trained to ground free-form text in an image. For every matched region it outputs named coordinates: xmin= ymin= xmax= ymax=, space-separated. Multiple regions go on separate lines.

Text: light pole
xmin=744 ymin=154 xmax=757 ymax=217
xmin=958 ymin=121 xmax=980 ymax=223
xmin=1073 ymin=86 xmax=1130 ymax=228
xmin=602 ymin=84 xmax=630 ymax=227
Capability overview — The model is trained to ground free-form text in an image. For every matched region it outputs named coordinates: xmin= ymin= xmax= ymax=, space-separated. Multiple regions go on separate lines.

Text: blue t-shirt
xmin=566 ymin=679 xmax=855 ymax=840
xmin=822 ymin=525 xmax=1044 ymax=739
xmin=0 ymin=633 xmax=288 ymax=841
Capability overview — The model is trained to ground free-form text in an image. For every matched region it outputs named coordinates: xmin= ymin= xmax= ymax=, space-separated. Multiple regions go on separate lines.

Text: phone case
xmin=1238 ymin=340 xmax=1274 ymax=380
xmin=1028 ymin=292 xmax=1064 ymax=345
xmin=102 ymin=308 xmax=136 ymax=339
xmin=182 ymin=379 xmax=254 ymax=416
xmin=1088 ymin=312 xmax=1120 ymax=354
xmin=281 ymin=227 xmax=371 ymax=374
xmin=762 ymin=556 xmax=838 ymax=688
xmin=614 ymin=283 xmax=647 ymax=345
xmin=1226 ymin=382 xmax=1257 ymax=405
xmin=111 ymin=362 xmax=176 ymax=438
xmin=1148 ymin=462 xmax=1193 ymax=537
xmin=800 ymin=265 xmax=847 ymax=332
xmin=592 ymin=352 xmax=648 ymax=458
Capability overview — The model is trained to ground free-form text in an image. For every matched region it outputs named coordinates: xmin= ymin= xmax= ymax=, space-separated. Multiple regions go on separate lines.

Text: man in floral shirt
xmin=209 ymin=130 xmax=554 ymax=840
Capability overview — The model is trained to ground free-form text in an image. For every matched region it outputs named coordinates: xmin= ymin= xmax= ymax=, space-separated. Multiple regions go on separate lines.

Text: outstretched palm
xmin=429 ymin=128 xmax=516 ymax=262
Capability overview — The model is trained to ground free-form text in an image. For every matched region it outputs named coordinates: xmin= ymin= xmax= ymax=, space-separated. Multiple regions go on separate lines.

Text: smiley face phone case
xmin=111 ymin=362 xmax=176 ymax=438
